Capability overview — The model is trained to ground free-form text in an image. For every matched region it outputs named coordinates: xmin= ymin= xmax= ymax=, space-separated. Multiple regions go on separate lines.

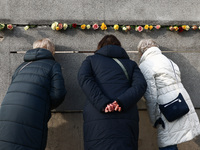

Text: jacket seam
xmin=12 ymin=81 xmax=49 ymax=91
xmin=0 ymin=120 xmax=43 ymax=131
xmin=7 ymin=91 xmax=46 ymax=102
xmin=1 ymin=104 xmax=43 ymax=113
xmin=0 ymin=140 xmax=37 ymax=150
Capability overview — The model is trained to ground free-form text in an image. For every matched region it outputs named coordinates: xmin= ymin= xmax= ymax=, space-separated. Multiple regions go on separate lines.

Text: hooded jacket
xmin=139 ymin=46 xmax=200 ymax=147
xmin=78 ymin=45 xmax=147 ymax=150
xmin=0 ymin=48 xmax=66 ymax=150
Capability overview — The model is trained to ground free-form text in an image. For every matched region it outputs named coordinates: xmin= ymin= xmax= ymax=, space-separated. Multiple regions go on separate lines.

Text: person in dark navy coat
xmin=78 ymin=35 xmax=147 ymax=150
xmin=0 ymin=38 xmax=67 ymax=150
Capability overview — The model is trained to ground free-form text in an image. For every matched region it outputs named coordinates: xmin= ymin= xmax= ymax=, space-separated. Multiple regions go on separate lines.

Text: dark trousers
xmin=159 ymin=145 xmax=178 ymax=150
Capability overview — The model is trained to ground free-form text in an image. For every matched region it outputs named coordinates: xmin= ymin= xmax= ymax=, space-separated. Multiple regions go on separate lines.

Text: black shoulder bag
xmin=158 ymin=60 xmax=189 ymax=122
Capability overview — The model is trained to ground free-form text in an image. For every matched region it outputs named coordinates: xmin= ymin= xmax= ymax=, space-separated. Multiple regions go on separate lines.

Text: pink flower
xmin=155 ymin=25 xmax=161 ymax=29
xmin=137 ymin=26 xmax=143 ymax=32
xmin=58 ymin=23 xmax=63 ymax=30
xmin=92 ymin=23 xmax=99 ymax=30
xmin=7 ymin=24 xmax=13 ymax=30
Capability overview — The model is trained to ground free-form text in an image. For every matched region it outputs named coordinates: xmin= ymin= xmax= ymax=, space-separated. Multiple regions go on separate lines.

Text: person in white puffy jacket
xmin=138 ymin=39 xmax=200 ymax=150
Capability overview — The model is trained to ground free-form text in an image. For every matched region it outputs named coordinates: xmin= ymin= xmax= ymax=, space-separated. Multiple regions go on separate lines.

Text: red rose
xmin=58 ymin=23 xmax=63 ymax=30
xmin=72 ymin=23 xmax=77 ymax=28
xmin=178 ymin=27 xmax=184 ymax=32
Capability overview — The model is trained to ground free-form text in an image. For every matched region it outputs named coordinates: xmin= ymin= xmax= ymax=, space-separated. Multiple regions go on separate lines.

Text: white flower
xmin=63 ymin=23 xmax=68 ymax=30
xmin=86 ymin=24 xmax=91 ymax=29
xmin=24 ymin=26 xmax=29 ymax=30
xmin=122 ymin=26 xmax=127 ymax=31
xmin=51 ymin=22 xmax=58 ymax=30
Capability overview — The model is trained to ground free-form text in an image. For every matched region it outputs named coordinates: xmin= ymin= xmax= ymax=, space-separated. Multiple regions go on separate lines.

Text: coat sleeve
xmin=50 ymin=62 xmax=67 ymax=110
xmin=140 ymin=65 xmax=159 ymax=125
xmin=117 ymin=62 xmax=147 ymax=111
xmin=78 ymin=56 xmax=110 ymax=112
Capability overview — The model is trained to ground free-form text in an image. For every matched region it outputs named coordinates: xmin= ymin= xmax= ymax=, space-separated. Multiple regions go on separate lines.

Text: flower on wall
xmin=149 ymin=25 xmax=153 ymax=30
xmin=122 ymin=26 xmax=127 ymax=32
xmin=24 ymin=26 xmax=29 ymax=30
xmin=63 ymin=23 xmax=68 ymax=30
xmin=126 ymin=25 xmax=131 ymax=31
xmin=144 ymin=25 xmax=149 ymax=30
xmin=58 ymin=23 xmax=63 ymax=30
xmin=113 ymin=24 xmax=119 ymax=30
xmin=178 ymin=27 xmax=184 ymax=32
xmin=92 ymin=23 xmax=99 ymax=30
xmin=86 ymin=24 xmax=91 ymax=29
xmin=100 ymin=22 xmax=107 ymax=30
xmin=81 ymin=24 xmax=86 ymax=30
xmin=155 ymin=25 xmax=161 ymax=29
xmin=7 ymin=24 xmax=13 ymax=30
xmin=51 ymin=22 xmax=58 ymax=30
xmin=0 ymin=24 xmax=5 ymax=31
xmin=192 ymin=25 xmax=197 ymax=30
xmin=182 ymin=25 xmax=190 ymax=31
xmin=135 ymin=26 xmax=143 ymax=32
xmin=72 ymin=23 xmax=77 ymax=28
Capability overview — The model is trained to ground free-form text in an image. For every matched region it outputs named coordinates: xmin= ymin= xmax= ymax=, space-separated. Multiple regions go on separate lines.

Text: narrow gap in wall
xmin=9 ymin=50 xmax=199 ymax=54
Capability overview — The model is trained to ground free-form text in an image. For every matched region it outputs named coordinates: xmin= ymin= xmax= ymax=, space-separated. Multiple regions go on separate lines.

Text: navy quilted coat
xmin=78 ymin=45 xmax=147 ymax=150
xmin=0 ymin=48 xmax=67 ymax=150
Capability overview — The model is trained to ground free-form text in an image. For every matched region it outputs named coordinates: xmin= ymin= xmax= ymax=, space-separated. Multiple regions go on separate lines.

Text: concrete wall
xmin=1 ymin=0 xmax=200 ymax=149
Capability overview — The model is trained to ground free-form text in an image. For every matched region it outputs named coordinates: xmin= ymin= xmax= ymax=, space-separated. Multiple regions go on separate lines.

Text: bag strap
xmin=19 ymin=61 xmax=32 ymax=72
xmin=113 ymin=58 xmax=129 ymax=80
xmin=169 ymin=60 xmax=178 ymax=84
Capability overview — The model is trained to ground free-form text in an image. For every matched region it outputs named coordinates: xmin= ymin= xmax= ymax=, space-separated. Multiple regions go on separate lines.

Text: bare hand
xmin=104 ymin=101 xmax=121 ymax=113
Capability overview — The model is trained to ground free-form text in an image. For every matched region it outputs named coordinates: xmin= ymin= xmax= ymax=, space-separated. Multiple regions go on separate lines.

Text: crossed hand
xmin=104 ymin=101 xmax=122 ymax=113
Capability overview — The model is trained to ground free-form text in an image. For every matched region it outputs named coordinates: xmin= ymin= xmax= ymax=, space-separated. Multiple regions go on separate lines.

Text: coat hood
xmin=95 ymin=45 xmax=129 ymax=59
xmin=139 ymin=47 xmax=162 ymax=64
xmin=24 ymin=48 xmax=54 ymax=62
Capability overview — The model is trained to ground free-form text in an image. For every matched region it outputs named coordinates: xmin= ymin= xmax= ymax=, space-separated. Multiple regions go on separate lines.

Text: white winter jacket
xmin=139 ymin=47 xmax=200 ymax=148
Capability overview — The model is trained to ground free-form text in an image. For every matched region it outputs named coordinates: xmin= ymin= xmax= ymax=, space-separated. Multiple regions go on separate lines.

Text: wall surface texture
xmin=1 ymin=0 xmax=200 ymax=149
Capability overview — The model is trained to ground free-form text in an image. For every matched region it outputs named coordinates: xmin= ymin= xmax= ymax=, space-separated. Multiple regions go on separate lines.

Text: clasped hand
xmin=104 ymin=101 xmax=122 ymax=113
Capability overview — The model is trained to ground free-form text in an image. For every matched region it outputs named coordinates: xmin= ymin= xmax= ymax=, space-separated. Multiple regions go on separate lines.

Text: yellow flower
xmin=101 ymin=22 xmax=107 ymax=30
xmin=114 ymin=24 xmax=119 ymax=30
xmin=182 ymin=25 xmax=190 ymax=30
xmin=86 ymin=24 xmax=91 ymax=29
xmin=81 ymin=24 xmax=86 ymax=30
xmin=63 ymin=23 xmax=68 ymax=30
xmin=51 ymin=22 xmax=58 ymax=30
xmin=24 ymin=26 xmax=29 ymax=30
xmin=149 ymin=25 xmax=153 ymax=30
xmin=182 ymin=25 xmax=187 ymax=30
xmin=173 ymin=26 xmax=179 ymax=31
xmin=144 ymin=25 xmax=149 ymax=30
xmin=56 ymin=26 xmax=60 ymax=31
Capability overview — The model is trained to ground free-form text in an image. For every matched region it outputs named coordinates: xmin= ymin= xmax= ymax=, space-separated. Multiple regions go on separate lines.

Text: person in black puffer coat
xmin=0 ymin=38 xmax=67 ymax=150
xmin=78 ymin=35 xmax=147 ymax=150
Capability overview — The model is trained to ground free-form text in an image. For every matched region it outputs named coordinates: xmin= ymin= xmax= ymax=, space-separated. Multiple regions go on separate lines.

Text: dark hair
xmin=97 ymin=34 xmax=121 ymax=50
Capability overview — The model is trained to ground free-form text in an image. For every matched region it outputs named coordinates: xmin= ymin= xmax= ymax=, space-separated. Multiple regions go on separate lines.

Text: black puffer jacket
xmin=78 ymin=45 xmax=147 ymax=150
xmin=0 ymin=48 xmax=66 ymax=150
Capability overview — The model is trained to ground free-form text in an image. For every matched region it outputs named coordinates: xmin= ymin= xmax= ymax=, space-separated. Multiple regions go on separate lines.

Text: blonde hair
xmin=33 ymin=38 xmax=55 ymax=55
xmin=137 ymin=39 xmax=159 ymax=55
